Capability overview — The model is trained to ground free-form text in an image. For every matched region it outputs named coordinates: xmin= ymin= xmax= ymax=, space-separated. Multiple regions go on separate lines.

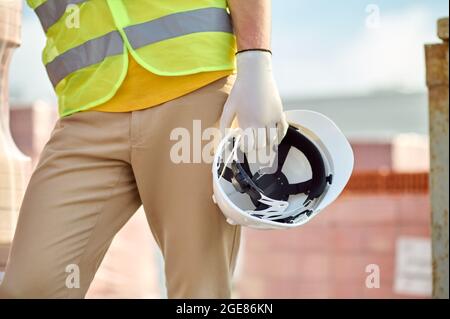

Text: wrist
xmin=236 ymin=48 xmax=272 ymax=55
xmin=236 ymin=50 xmax=273 ymax=74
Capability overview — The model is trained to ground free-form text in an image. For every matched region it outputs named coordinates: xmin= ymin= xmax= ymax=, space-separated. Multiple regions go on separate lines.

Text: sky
xmin=8 ymin=0 xmax=450 ymax=105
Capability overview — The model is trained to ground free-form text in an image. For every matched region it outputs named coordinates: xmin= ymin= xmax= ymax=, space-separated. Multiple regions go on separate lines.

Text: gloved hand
xmin=220 ymin=50 xmax=288 ymax=151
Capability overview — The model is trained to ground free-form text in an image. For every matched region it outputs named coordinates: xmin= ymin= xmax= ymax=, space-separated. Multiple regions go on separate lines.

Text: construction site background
xmin=1 ymin=1 xmax=448 ymax=299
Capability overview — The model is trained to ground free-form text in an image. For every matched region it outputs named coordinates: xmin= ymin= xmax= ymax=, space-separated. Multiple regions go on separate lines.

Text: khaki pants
xmin=0 ymin=76 xmax=241 ymax=299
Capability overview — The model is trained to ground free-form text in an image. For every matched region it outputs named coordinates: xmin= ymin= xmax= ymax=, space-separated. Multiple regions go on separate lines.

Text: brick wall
xmin=351 ymin=142 xmax=393 ymax=171
xmin=235 ymin=193 xmax=431 ymax=299
xmin=9 ymin=102 xmax=58 ymax=168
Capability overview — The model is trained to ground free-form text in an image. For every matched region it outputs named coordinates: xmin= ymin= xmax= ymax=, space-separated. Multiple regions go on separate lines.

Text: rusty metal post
xmin=425 ymin=17 xmax=449 ymax=299
xmin=0 ymin=0 xmax=31 ymax=272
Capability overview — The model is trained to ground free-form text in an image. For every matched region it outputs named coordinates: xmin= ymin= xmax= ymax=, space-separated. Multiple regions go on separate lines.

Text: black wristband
xmin=236 ymin=48 xmax=272 ymax=56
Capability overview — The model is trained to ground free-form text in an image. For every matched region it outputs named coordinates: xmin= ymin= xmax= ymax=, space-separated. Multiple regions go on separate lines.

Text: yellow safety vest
xmin=27 ymin=0 xmax=236 ymax=116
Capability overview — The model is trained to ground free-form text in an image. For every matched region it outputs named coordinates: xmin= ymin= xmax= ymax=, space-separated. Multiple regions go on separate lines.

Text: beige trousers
xmin=0 ymin=76 xmax=241 ymax=299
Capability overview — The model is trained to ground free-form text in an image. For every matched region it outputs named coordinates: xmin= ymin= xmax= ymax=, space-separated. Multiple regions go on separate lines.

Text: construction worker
xmin=0 ymin=0 xmax=287 ymax=298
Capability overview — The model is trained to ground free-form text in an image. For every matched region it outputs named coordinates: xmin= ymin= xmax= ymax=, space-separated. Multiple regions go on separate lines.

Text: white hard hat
xmin=212 ymin=110 xmax=354 ymax=230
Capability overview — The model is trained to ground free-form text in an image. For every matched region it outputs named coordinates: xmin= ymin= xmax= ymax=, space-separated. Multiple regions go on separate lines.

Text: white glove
xmin=220 ymin=50 xmax=288 ymax=151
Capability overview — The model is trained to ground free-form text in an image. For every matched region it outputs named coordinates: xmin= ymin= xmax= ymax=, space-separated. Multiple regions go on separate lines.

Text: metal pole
xmin=425 ymin=17 xmax=449 ymax=299
xmin=0 ymin=0 xmax=31 ymax=272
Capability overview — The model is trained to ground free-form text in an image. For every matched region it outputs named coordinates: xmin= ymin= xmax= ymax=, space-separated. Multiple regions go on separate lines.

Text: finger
xmin=219 ymin=102 xmax=236 ymax=138
xmin=277 ymin=113 xmax=289 ymax=145
xmin=240 ymin=127 xmax=256 ymax=153
xmin=267 ymin=123 xmax=278 ymax=150
xmin=255 ymin=127 xmax=267 ymax=150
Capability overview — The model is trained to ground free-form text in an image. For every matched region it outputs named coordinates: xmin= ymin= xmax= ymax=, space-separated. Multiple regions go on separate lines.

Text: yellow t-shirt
xmin=91 ymin=53 xmax=233 ymax=112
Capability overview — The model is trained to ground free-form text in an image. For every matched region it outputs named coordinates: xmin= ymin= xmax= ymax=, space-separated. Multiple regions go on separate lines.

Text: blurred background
xmin=2 ymin=0 xmax=449 ymax=298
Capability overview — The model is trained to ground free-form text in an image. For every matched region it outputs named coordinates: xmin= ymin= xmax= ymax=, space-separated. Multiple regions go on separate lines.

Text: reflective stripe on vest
xmin=124 ymin=8 xmax=233 ymax=50
xmin=35 ymin=0 xmax=87 ymax=32
xmin=46 ymin=31 xmax=124 ymax=87
xmin=45 ymin=7 xmax=233 ymax=87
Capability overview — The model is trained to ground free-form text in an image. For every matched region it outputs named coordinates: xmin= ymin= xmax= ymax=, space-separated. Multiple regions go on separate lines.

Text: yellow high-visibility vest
xmin=27 ymin=0 xmax=236 ymax=116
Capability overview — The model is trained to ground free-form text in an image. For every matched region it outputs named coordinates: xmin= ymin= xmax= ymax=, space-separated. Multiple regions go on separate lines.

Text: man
xmin=0 ymin=0 xmax=287 ymax=298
